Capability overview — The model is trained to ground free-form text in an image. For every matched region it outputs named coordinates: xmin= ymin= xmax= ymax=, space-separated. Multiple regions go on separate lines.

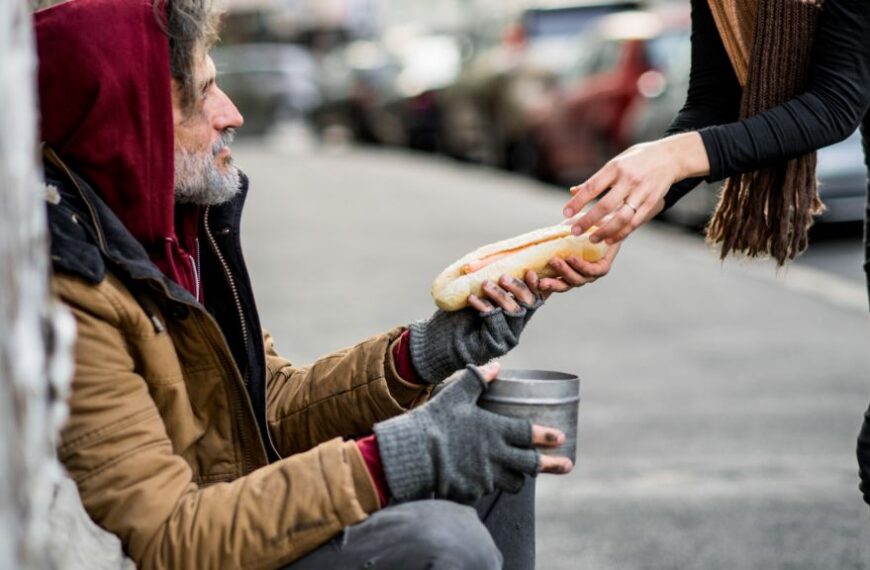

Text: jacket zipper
xmin=203 ymin=207 xmax=249 ymax=372
xmin=189 ymin=238 xmax=201 ymax=302
xmin=203 ymin=206 xmax=258 ymax=472
xmin=204 ymin=206 xmax=282 ymax=461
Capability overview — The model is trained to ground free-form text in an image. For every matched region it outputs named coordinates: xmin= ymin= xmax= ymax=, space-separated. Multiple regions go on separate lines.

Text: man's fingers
xmin=564 ymin=255 xmax=610 ymax=279
xmin=524 ymin=270 xmax=540 ymax=297
xmin=482 ymin=281 xmax=521 ymax=313
xmin=532 ymin=425 xmax=565 ymax=448
xmin=525 ymin=271 xmax=553 ymax=300
xmin=538 ymin=277 xmax=570 ymax=294
xmin=538 ymin=455 xmax=573 ymax=475
xmin=547 ymin=258 xmax=590 ymax=288
xmin=499 ymin=275 xmax=535 ymax=306
xmin=468 ymin=294 xmax=495 ymax=313
xmin=476 ymin=361 xmax=500 ymax=383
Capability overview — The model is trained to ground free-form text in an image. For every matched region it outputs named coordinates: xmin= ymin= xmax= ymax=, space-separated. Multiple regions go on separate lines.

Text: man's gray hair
xmin=153 ymin=0 xmax=222 ymax=114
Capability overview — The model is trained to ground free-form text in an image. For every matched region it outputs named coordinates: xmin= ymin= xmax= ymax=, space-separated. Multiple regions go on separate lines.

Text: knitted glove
xmin=408 ymin=295 xmax=544 ymax=384
xmin=373 ymin=365 xmax=539 ymax=504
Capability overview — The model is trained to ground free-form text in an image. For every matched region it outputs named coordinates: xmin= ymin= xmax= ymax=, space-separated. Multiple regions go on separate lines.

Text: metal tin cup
xmin=478 ymin=369 xmax=580 ymax=464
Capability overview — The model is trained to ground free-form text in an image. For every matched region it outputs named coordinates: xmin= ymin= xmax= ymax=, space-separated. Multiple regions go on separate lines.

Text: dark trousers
xmin=285 ymin=477 xmax=535 ymax=570
xmin=859 ymin=407 xmax=870 ymax=507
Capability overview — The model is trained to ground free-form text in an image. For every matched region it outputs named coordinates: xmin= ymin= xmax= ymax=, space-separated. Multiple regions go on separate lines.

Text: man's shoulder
xmin=53 ymin=269 xmax=137 ymax=327
xmin=44 ymin=171 xmax=107 ymax=285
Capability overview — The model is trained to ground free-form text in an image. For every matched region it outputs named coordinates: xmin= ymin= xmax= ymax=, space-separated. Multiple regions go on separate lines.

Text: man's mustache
xmin=212 ymin=128 xmax=235 ymax=157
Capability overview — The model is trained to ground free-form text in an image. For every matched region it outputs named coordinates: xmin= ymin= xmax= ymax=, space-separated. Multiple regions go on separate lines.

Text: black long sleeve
xmin=663 ymin=0 xmax=742 ymax=208
xmin=663 ymin=0 xmax=870 ymax=210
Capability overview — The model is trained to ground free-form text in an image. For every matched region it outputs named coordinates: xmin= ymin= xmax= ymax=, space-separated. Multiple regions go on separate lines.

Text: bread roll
xmin=432 ymin=224 xmax=607 ymax=311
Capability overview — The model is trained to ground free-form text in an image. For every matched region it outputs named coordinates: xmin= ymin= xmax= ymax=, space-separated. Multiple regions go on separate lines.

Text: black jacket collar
xmin=43 ymin=154 xmax=248 ymax=308
xmin=44 ymin=154 xmax=276 ymax=461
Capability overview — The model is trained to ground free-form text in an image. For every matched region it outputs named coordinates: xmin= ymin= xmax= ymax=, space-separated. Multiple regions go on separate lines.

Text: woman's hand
xmin=562 ymin=132 xmax=710 ymax=244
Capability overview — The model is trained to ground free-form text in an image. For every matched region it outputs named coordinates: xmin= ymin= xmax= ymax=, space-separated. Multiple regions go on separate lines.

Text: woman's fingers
xmin=562 ymin=163 xmax=617 ymax=222
xmin=564 ymin=139 xmax=688 ymax=241
xmin=589 ymin=182 xmax=655 ymax=244
xmin=589 ymin=202 xmax=636 ymax=244
xmin=610 ymin=198 xmax=666 ymax=243
xmin=569 ymin=181 xmax=633 ymax=238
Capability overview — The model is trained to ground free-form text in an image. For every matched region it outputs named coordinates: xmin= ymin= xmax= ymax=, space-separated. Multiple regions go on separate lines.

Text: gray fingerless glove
xmin=373 ymin=365 xmax=539 ymax=504
xmin=408 ymin=295 xmax=544 ymax=384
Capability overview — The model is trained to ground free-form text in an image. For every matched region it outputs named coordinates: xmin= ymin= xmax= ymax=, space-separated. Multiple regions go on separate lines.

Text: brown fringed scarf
xmin=705 ymin=0 xmax=826 ymax=265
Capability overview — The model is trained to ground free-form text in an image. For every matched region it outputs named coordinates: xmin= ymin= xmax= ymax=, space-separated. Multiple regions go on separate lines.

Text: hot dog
xmin=432 ymin=223 xmax=608 ymax=311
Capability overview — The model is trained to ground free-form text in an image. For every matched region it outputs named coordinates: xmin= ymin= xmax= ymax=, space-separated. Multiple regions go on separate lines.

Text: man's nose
xmin=212 ymin=87 xmax=244 ymax=131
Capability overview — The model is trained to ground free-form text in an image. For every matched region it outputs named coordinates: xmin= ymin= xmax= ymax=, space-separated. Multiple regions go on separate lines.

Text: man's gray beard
xmin=174 ymin=130 xmax=241 ymax=206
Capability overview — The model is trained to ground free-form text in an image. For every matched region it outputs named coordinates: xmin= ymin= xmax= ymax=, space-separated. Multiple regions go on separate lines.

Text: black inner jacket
xmin=45 ymin=158 xmax=280 ymax=463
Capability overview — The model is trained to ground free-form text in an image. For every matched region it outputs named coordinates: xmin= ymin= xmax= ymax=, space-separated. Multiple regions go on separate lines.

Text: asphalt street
xmin=234 ymin=133 xmax=870 ymax=570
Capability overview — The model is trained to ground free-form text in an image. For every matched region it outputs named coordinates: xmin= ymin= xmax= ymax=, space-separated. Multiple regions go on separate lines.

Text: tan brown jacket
xmin=46 ymin=161 xmax=431 ymax=570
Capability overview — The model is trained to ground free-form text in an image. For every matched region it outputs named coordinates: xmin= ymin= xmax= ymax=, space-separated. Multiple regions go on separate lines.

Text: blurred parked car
xmin=528 ymin=7 xmax=690 ymax=184
xmin=212 ymin=43 xmax=320 ymax=136
xmin=439 ymin=0 xmax=641 ymax=169
xmin=310 ymin=30 xmax=466 ymax=151
xmin=625 ymin=24 xmax=867 ymax=227
xmin=389 ymin=32 xmax=466 ymax=151
xmin=310 ymin=40 xmax=405 ymax=144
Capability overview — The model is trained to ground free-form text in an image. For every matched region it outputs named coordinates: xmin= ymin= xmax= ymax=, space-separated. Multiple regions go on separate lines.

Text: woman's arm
xmin=700 ymin=0 xmax=870 ymax=182
xmin=663 ymin=0 xmax=742 ymax=209
xmin=564 ymin=0 xmax=870 ymax=243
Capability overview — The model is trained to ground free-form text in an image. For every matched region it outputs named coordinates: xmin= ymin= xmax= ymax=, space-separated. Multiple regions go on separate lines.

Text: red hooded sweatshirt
xmin=36 ymin=0 xmax=199 ymax=298
xmin=36 ymin=0 xmax=418 ymax=507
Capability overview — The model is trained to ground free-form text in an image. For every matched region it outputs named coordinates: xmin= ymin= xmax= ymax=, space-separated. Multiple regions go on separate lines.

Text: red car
xmin=529 ymin=8 xmax=690 ymax=184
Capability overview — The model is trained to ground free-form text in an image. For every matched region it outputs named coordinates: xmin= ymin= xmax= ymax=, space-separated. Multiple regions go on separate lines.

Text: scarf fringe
xmin=705 ymin=0 xmax=825 ymax=265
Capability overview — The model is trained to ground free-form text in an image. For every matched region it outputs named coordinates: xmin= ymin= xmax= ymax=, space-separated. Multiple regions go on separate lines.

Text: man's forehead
xmin=198 ymin=54 xmax=216 ymax=84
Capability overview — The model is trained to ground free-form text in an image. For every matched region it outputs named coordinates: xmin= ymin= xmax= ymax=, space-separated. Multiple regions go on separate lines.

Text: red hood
xmin=36 ymin=0 xmax=199 ymax=298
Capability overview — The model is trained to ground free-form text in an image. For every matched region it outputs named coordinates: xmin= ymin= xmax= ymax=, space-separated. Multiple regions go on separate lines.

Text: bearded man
xmin=35 ymin=0 xmax=608 ymax=568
